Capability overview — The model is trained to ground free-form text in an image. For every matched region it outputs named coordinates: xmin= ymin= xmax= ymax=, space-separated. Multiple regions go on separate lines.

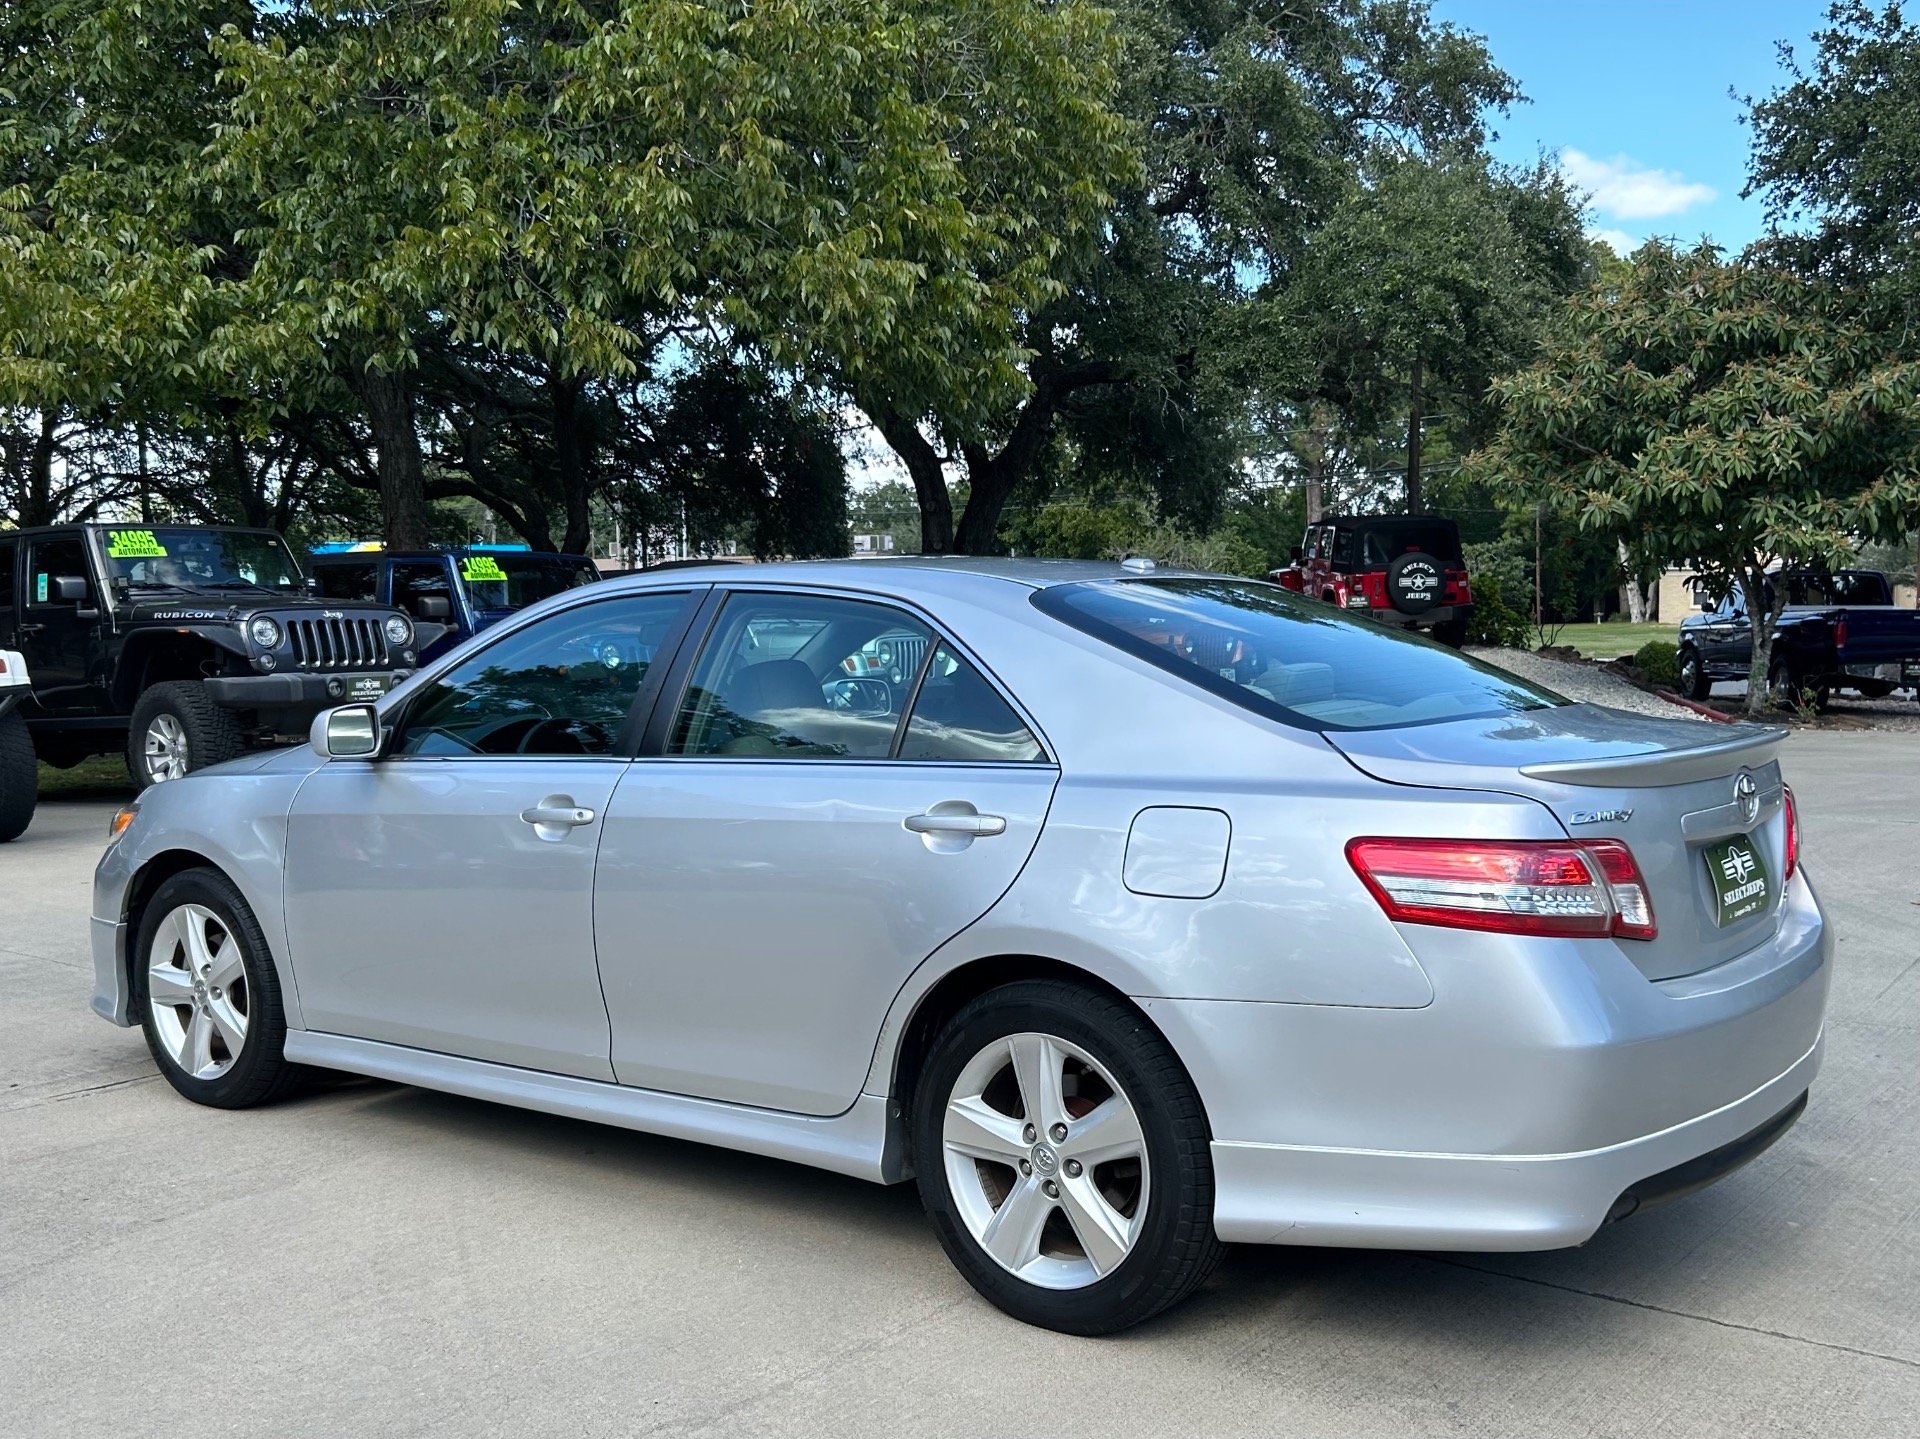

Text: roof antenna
xmin=1120 ymin=555 xmax=1156 ymax=573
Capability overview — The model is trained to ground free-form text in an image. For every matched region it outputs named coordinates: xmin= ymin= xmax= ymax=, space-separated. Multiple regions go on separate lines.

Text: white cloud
xmin=1590 ymin=227 xmax=1637 ymax=257
xmin=1561 ymin=148 xmax=1716 ymax=220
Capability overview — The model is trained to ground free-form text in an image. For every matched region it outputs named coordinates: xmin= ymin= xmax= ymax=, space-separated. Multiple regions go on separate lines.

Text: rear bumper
xmin=1145 ymin=867 xmax=1830 ymax=1251
xmin=1208 ymin=1037 xmax=1818 ymax=1249
xmin=1365 ymin=602 xmax=1471 ymax=629
xmin=204 ymin=672 xmax=407 ymax=714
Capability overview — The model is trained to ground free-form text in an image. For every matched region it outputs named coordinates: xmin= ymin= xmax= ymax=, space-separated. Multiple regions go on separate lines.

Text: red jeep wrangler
xmin=1271 ymin=514 xmax=1474 ymax=647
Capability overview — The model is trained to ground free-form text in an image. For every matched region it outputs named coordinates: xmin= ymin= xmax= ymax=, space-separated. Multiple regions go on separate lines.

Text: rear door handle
xmin=904 ymin=803 xmax=1007 ymax=838
xmin=520 ymin=795 xmax=597 ymax=838
xmin=16 ymin=623 xmax=44 ymax=635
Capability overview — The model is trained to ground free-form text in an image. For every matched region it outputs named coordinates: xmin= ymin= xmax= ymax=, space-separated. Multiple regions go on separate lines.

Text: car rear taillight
xmin=1834 ymin=617 xmax=1848 ymax=648
xmin=1783 ymin=784 xmax=1799 ymax=880
xmin=1346 ymin=837 xmax=1657 ymax=941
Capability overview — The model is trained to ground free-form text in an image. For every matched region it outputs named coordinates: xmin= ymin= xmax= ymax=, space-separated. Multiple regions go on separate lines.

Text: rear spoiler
xmin=1518 ymin=726 xmax=1785 ymax=788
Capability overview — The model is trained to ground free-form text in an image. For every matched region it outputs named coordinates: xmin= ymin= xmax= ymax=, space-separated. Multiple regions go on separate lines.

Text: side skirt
xmin=284 ymin=1031 xmax=911 ymax=1184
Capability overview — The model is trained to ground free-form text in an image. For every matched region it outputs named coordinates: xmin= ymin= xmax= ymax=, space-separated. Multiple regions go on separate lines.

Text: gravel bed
xmin=1467 ymin=646 xmax=1710 ymax=721
xmin=1468 ymin=645 xmax=1920 ymax=731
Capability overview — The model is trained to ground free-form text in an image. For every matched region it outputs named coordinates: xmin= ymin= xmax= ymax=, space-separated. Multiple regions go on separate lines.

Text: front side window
xmin=1035 ymin=578 xmax=1564 ymax=733
xmin=26 ymin=538 xmax=89 ymax=606
xmin=1329 ymin=528 xmax=1355 ymax=570
xmin=394 ymin=592 xmax=692 ymax=757
xmin=671 ymin=593 xmax=932 ymax=758
xmin=97 ymin=527 xmax=302 ymax=593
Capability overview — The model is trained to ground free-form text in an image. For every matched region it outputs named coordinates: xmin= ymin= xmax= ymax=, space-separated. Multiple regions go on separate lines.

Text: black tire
xmin=1676 ymin=645 xmax=1711 ymax=701
xmin=1384 ymin=550 xmax=1444 ymax=615
xmin=1768 ymin=657 xmax=1829 ymax=714
xmin=132 ymin=868 xmax=303 ymax=1108
xmin=0 ymin=706 xmax=36 ymax=842
xmin=128 ymin=680 xmax=245 ymax=790
xmin=912 ymin=979 xmax=1226 ymax=1335
xmin=1430 ymin=617 xmax=1468 ymax=648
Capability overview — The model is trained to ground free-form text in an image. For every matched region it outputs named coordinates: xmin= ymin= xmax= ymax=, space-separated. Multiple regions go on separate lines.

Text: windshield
xmin=99 ymin=527 xmax=304 ymax=592
xmin=457 ymin=554 xmax=600 ymax=610
xmin=1035 ymin=578 xmax=1564 ymax=732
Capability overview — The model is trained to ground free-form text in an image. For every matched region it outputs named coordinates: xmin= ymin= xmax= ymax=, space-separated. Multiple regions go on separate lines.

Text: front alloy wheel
xmin=146 ymin=903 xmax=249 ymax=1080
xmin=913 ymin=980 xmax=1224 ymax=1334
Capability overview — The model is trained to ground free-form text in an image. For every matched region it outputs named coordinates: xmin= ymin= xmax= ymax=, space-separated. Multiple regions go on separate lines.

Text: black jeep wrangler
xmin=0 ymin=524 xmax=427 ymax=788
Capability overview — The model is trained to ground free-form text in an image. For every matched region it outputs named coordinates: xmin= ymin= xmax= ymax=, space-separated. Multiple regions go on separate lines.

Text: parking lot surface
xmin=4 ymin=731 xmax=1919 ymax=1437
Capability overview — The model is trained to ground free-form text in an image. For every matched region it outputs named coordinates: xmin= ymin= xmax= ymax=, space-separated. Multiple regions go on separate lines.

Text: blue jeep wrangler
xmin=308 ymin=546 xmax=603 ymax=661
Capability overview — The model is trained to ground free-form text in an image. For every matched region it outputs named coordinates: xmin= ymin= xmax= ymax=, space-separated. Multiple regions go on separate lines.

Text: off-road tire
xmin=1676 ymin=645 xmax=1712 ymax=701
xmin=128 ymin=681 xmax=245 ymax=790
xmin=0 ymin=706 xmax=36 ymax=842
xmin=133 ymin=868 xmax=303 ymax=1108
xmin=912 ymin=980 xmax=1226 ymax=1335
xmin=1429 ymin=617 xmax=1468 ymax=648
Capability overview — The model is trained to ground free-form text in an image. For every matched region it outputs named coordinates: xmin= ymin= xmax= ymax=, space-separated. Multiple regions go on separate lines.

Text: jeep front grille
xmin=287 ymin=617 xmax=389 ymax=670
xmin=892 ymin=635 xmax=929 ymax=678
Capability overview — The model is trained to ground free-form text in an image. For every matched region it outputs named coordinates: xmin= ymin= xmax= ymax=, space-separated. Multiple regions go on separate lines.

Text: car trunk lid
xmin=1325 ymin=704 xmax=1790 ymax=981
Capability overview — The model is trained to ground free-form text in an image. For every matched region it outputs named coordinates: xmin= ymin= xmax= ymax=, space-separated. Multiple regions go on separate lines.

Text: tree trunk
xmin=1741 ymin=562 xmax=1792 ymax=719
xmin=865 ymin=402 xmax=954 ymax=554
xmin=20 ymin=408 xmax=58 ymax=527
xmin=356 ymin=365 xmax=432 ymax=549
xmin=1405 ymin=354 xmax=1424 ymax=514
xmin=1619 ymin=539 xmax=1650 ymax=623
xmin=553 ymin=375 xmax=593 ymax=556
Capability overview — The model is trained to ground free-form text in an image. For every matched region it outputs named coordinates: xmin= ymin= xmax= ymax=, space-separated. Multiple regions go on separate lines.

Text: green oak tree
xmin=1469 ymin=243 xmax=1920 ymax=715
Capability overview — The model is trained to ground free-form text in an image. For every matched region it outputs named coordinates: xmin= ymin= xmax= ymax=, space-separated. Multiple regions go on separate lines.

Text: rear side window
xmin=900 ymin=645 xmax=1045 ymax=762
xmin=392 ymin=561 xmax=454 ymax=618
xmin=1035 ymin=578 xmax=1563 ymax=733
xmin=26 ymin=538 xmax=88 ymax=606
xmin=315 ymin=562 xmax=378 ymax=602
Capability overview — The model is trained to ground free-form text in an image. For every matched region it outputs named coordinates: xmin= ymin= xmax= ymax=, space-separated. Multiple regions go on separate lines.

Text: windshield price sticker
xmin=106 ymin=529 xmax=169 ymax=559
xmin=1707 ymin=836 xmax=1771 ymax=927
xmin=460 ymin=556 xmax=508 ymax=582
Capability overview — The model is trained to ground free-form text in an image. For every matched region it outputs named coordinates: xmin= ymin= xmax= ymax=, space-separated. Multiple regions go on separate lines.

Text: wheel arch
xmin=879 ymin=952 xmax=1166 ymax=1122
xmin=117 ymin=845 xmax=302 ymax=1028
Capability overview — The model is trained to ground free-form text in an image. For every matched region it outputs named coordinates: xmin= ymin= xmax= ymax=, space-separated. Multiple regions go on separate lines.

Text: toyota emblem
xmin=1734 ymin=771 xmax=1759 ymax=825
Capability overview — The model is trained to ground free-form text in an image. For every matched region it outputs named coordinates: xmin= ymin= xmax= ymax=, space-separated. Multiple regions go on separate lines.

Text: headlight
xmin=248 ymin=617 xmax=282 ymax=648
xmin=384 ymin=614 xmax=413 ymax=645
xmin=876 ymin=641 xmax=895 ymax=667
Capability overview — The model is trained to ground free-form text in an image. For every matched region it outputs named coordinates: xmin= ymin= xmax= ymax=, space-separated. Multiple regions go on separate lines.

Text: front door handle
xmin=16 ymin=623 xmax=44 ymax=635
xmin=520 ymin=795 xmax=597 ymax=839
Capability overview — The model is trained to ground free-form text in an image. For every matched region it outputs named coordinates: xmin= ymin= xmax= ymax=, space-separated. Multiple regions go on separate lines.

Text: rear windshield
xmin=1034 ymin=578 xmax=1564 ymax=732
xmin=1782 ymin=571 xmax=1893 ymax=606
xmin=1356 ymin=521 xmax=1462 ymax=568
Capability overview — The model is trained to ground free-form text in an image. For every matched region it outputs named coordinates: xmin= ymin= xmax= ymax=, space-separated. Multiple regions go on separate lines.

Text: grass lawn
xmin=38 ymin=753 xmax=137 ymax=801
xmin=1546 ymin=621 xmax=1683 ymax=660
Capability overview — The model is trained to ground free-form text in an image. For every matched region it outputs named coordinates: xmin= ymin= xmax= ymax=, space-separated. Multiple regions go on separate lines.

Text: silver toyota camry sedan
xmin=91 ymin=559 xmax=1828 ymax=1334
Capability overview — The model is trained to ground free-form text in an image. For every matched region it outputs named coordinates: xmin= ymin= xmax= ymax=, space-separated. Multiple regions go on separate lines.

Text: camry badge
xmin=1734 ymin=771 xmax=1759 ymax=825
xmin=1568 ymin=808 xmax=1632 ymax=826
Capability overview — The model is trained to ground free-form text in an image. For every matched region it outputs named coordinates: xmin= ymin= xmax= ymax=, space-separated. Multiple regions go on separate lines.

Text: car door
xmin=17 ymin=533 xmax=101 ymax=712
xmin=593 ymin=587 xmax=1060 ymax=1116
xmin=282 ymin=587 xmax=701 ymax=1079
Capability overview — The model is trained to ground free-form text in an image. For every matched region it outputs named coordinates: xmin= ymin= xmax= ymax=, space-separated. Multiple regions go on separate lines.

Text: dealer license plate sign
xmin=1706 ymin=835 xmax=1771 ymax=926
xmin=348 ymin=676 xmax=391 ymax=702
xmin=1904 ymin=660 xmax=1920 ymax=681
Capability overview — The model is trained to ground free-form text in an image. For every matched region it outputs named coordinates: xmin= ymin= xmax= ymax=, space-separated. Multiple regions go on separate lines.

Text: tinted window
xmin=395 ymin=593 xmax=690 ymax=757
xmin=1329 ymin=528 xmax=1355 ymax=570
xmin=1358 ymin=521 xmax=1462 ymax=568
xmin=1783 ymin=571 xmax=1893 ymax=606
xmin=392 ymin=562 xmax=454 ymax=619
xmin=315 ymin=562 xmax=379 ymax=602
xmin=671 ymin=593 xmax=932 ymax=758
xmin=1035 ymin=578 xmax=1564 ymax=733
xmin=0 ymin=538 xmax=14 ymax=608
xmin=900 ymin=645 xmax=1045 ymax=762
xmin=26 ymin=538 xmax=88 ymax=606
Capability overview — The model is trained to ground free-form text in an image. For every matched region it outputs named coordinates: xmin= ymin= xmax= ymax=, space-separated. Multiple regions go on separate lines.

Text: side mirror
xmin=310 ymin=703 xmax=382 ymax=759
xmin=54 ymin=575 xmax=88 ymax=602
xmin=304 ymin=577 xmax=321 ymax=595
xmin=415 ymin=595 xmax=451 ymax=620
xmin=1289 ymin=547 xmax=1303 ymax=565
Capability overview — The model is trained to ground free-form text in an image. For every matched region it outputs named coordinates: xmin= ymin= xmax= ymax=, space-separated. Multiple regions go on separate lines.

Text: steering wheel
xmin=518 ymin=716 xmax=616 ymax=755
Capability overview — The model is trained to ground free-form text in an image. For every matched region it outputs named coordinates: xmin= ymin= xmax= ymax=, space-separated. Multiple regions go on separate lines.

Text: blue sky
xmin=1430 ymin=0 xmax=1833 ymax=254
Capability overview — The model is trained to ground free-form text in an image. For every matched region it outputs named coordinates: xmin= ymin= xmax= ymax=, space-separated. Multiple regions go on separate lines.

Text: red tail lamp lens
xmin=1346 ymin=837 xmax=1656 ymax=941
xmin=1783 ymin=785 xmax=1799 ymax=880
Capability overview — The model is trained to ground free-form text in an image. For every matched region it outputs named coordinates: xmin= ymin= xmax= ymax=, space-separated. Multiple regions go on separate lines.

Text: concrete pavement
xmin=3 ymin=732 xmax=1918 ymax=1436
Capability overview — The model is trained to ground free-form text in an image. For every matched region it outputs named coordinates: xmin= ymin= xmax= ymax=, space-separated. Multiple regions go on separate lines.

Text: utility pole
xmin=1405 ymin=353 xmax=1424 ymax=514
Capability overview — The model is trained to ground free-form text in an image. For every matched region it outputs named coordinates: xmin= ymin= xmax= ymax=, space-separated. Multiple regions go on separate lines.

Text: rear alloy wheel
xmin=135 ymin=869 xmax=301 ymax=1108
xmin=1676 ymin=645 xmax=1711 ymax=701
xmin=128 ymin=681 xmax=245 ymax=789
xmin=913 ymin=980 xmax=1224 ymax=1335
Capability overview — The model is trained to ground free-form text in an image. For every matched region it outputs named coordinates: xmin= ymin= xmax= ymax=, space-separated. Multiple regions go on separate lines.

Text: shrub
xmin=1633 ymin=639 xmax=1679 ymax=689
xmin=1462 ymin=543 xmax=1531 ymax=648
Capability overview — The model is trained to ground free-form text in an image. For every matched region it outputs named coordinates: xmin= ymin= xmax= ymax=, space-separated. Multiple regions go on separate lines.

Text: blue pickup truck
xmin=1677 ymin=568 xmax=1920 ymax=709
xmin=308 ymin=546 xmax=602 ymax=661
